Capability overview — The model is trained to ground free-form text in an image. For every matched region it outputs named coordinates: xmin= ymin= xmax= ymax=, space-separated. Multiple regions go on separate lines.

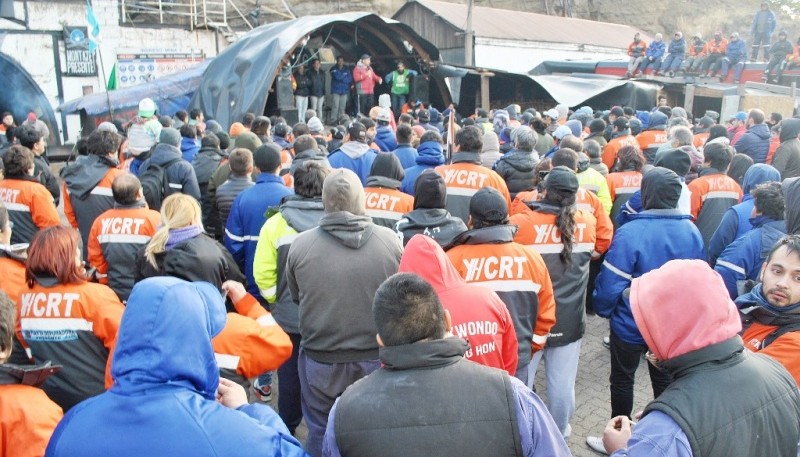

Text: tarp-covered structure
xmin=530 ymin=74 xmax=659 ymax=110
xmin=190 ymin=13 xmax=442 ymax=128
xmin=58 ymin=60 xmax=210 ymax=120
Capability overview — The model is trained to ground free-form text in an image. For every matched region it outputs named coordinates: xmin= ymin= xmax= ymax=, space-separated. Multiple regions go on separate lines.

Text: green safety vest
xmin=392 ymin=71 xmax=411 ymax=95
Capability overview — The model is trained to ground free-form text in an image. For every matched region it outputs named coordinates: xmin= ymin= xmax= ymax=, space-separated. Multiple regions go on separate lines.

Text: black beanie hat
xmin=469 ymin=187 xmax=509 ymax=226
xmin=369 ymin=152 xmax=405 ymax=182
xmin=654 ymin=148 xmax=691 ymax=177
xmin=413 ymin=170 xmax=447 ymax=209
xmin=545 ymin=166 xmax=579 ymax=194
xmin=253 ymin=143 xmax=282 ymax=172
xmin=216 ymin=131 xmax=231 ymax=150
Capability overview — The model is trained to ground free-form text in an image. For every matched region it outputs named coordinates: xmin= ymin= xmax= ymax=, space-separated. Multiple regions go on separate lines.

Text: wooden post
xmin=480 ymin=73 xmax=491 ymax=110
xmin=684 ymin=84 xmax=695 ymax=116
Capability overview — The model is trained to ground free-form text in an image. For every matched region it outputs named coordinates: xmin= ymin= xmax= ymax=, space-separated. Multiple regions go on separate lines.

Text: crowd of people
xmin=0 ymin=78 xmax=799 ymax=456
xmin=624 ymin=2 xmax=800 ymax=84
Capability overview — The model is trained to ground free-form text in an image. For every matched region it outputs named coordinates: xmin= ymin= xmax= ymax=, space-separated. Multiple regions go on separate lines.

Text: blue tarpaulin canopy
xmin=57 ymin=60 xmax=210 ymax=117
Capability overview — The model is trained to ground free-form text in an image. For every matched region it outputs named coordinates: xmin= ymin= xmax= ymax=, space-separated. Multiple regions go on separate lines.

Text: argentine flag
xmin=86 ymin=0 xmax=100 ymax=53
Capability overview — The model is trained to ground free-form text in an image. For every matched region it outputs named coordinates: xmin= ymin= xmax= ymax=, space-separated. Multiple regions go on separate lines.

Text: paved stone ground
xmin=534 ymin=313 xmax=654 ymax=456
xmin=258 ymin=313 xmax=654 ymax=456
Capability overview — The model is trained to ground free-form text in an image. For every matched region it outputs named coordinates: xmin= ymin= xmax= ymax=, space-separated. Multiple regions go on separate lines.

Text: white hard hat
xmin=138 ymin=98 xmax=156 ymax=118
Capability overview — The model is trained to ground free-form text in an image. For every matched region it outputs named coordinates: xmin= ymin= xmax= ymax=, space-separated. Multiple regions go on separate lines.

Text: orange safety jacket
xmin=0 ymin=177 xmax=60 ymax=245
xmin=364 ymin=185 xmax=414 ymax=229
xmin=87 ymin=205 xmax=161 ymax=301
xmin=17 ymin=281 xmax=124 ymax=410
xmin=212 ymin=293 xmax=293 ymax=381
xmin=510 ymin=206 xmax=598 ymax=346
xmin=446 ymin=226 xmax=556 ymax=361
xmin=602 ymin=134 xmax=639 ymax=170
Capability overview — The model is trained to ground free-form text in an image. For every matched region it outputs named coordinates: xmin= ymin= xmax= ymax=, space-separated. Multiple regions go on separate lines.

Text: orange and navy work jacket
xmin=17 ymin=281 xmax=123 ymax=410
xmin=446 ymin=225 xmax=556 ymax=365
xmin=364 ymin=181 xmax=414 ymax=229
xmin=0 ymin=177 xmax=60 ymax=245
xmin=511 ymin=188 xmax=612 ymax=257
xmin=688 ymin=171 xmax=743 ymax=245
xmin=606 ymin=171 xmax=643 ymax=225
xmin=435 ymin=153 xmax=512 ymax=225
xmin=601 ymin=134 xmax=639 ymax=170
xmin=87 ymin=204 xmax=160 ymax=301
xmin=510 ymin=205 xmax=598 ymax=346
xmin=742 ymin=321 xmax=800 ymax=386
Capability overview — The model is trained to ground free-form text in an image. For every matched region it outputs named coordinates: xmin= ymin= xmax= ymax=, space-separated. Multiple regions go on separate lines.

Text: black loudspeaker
xmin=276 ymin=74 xmax=295 ymax=109
xmin=412 ymin=77 xmax=429 ymax=105
xmin=280 ymin=108 xmax=299 ymax=126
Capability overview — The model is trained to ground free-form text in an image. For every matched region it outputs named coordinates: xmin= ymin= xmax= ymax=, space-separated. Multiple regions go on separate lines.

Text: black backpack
xmin=140 ymin=158 xmax=182 ymax=211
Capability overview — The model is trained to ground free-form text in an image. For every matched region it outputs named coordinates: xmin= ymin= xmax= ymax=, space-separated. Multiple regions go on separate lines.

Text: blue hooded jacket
xmin=726 ymin=38 xmax=748 ymax=61
xmin=374 ymin=125 xmax=397 ymax=152
xmin=181 ymin=136 xmax=201 ymax=163
xmin=646 ymin=40 xmax=666 ymax=59
xmin=594 ymin=209 xmax=706 ymax=344
xmin=667 ymin=37 xmax=687 ymax=55
xmin=708 ymin=164 xmax=781 ymax=263
xmin=751 ymin=8 xmax=777 ymax=37
xmin=224 ymin=173 xmax=294 ymax=300
xmin=735 ymin=123 xmax=772 ymax=163
xmin=45 ymin=277 xmax=308 ymax=457
xmin=392 ymin=143 xmax=418 ymax=169
xmin=715 ymin=216 xmax=787 ymax=299
xmin=329 ymin=65 xmax=353 ymax=95
xmin=401 ymin=140 xmax=445 ymax=195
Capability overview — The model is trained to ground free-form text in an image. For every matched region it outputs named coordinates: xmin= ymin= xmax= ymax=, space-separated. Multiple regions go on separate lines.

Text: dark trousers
xmin=391 ymin=93 xmax=407 ymax=116
xmin=765 ymin=55 xmax=787 ymax=80
xmin=357 ymin=93 xmax=374 ymax=116
xmin=752 ymin=32 xmax=771 ymax=60
xmin=277 ymin=332 xmax=303 ymax=434
xmin=585 ymin=256 xmax=604 ymax=314
xmin=700 ymin=54 xmax=724 ymax=74
xmin=299 ymin=350 xmax=380 ymax=457
xmin=609 ymin=331 xmax=671 ymax=419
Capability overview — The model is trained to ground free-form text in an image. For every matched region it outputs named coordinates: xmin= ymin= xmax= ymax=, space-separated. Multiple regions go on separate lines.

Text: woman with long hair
xmin=136 ymin=193 xmax=244 ymax=290
xmin=19 ymin=226 xmax=124 ymax=411
xmin=509 ymin=166 xmax=599 ymax=440
xmin=607 ymin=145 xmax=645 ymax=227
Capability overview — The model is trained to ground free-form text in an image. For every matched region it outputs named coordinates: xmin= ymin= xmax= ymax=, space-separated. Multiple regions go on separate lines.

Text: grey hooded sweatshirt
xmin=285 ymin=170 xmax=402 ymax=363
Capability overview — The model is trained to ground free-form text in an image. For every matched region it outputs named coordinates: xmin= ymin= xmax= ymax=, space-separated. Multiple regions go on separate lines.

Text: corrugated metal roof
xmin=408 ymin=0 xmax=649 ymax=50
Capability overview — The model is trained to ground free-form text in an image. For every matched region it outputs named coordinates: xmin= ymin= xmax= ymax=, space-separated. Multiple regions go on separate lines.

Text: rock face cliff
xmin=237 ymin=0 xmax=796 ymax=41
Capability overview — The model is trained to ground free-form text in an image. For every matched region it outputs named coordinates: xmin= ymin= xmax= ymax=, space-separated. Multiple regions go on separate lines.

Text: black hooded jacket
xmin=395 ymin=170 xmax=467 ymax=248
xmin=642 ymin=167 xmax=682 ymax=210
xmin=772 ymin=119 xmax=800 ymax=180
xmin=784 ymin=177 xmax=800 ymax=234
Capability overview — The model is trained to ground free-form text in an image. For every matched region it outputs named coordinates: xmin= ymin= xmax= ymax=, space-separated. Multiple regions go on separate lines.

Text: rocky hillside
xmin=236 ymin=0 xmax=797 ymax=41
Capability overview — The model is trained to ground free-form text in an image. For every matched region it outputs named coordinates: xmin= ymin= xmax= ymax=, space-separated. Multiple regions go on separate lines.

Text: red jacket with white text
xmin=399 ymin=235 xmax=519 ymax=376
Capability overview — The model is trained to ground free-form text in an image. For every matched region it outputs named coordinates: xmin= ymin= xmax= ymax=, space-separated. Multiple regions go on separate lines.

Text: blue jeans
xmin=662 ymin=54 xmax=684 ymax=72
xmin=528 ymin=339 xmax=582 ymax=439
xmin=638 ymin=57 xmax=662 ymax=74
xmin=721 ymin=57 xmax=745 ymax=81
xmin=298 ymin=349 xmax=380 ymax=457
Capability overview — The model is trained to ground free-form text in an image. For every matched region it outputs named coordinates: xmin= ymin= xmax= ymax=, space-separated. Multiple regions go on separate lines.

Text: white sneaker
xmin=586 ymin=436 xmax=609 ymax=455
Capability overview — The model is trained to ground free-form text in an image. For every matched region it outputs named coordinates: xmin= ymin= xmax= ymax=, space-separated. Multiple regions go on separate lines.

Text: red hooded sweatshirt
xmin=398 ymin=235 xmax=519 ymax=375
